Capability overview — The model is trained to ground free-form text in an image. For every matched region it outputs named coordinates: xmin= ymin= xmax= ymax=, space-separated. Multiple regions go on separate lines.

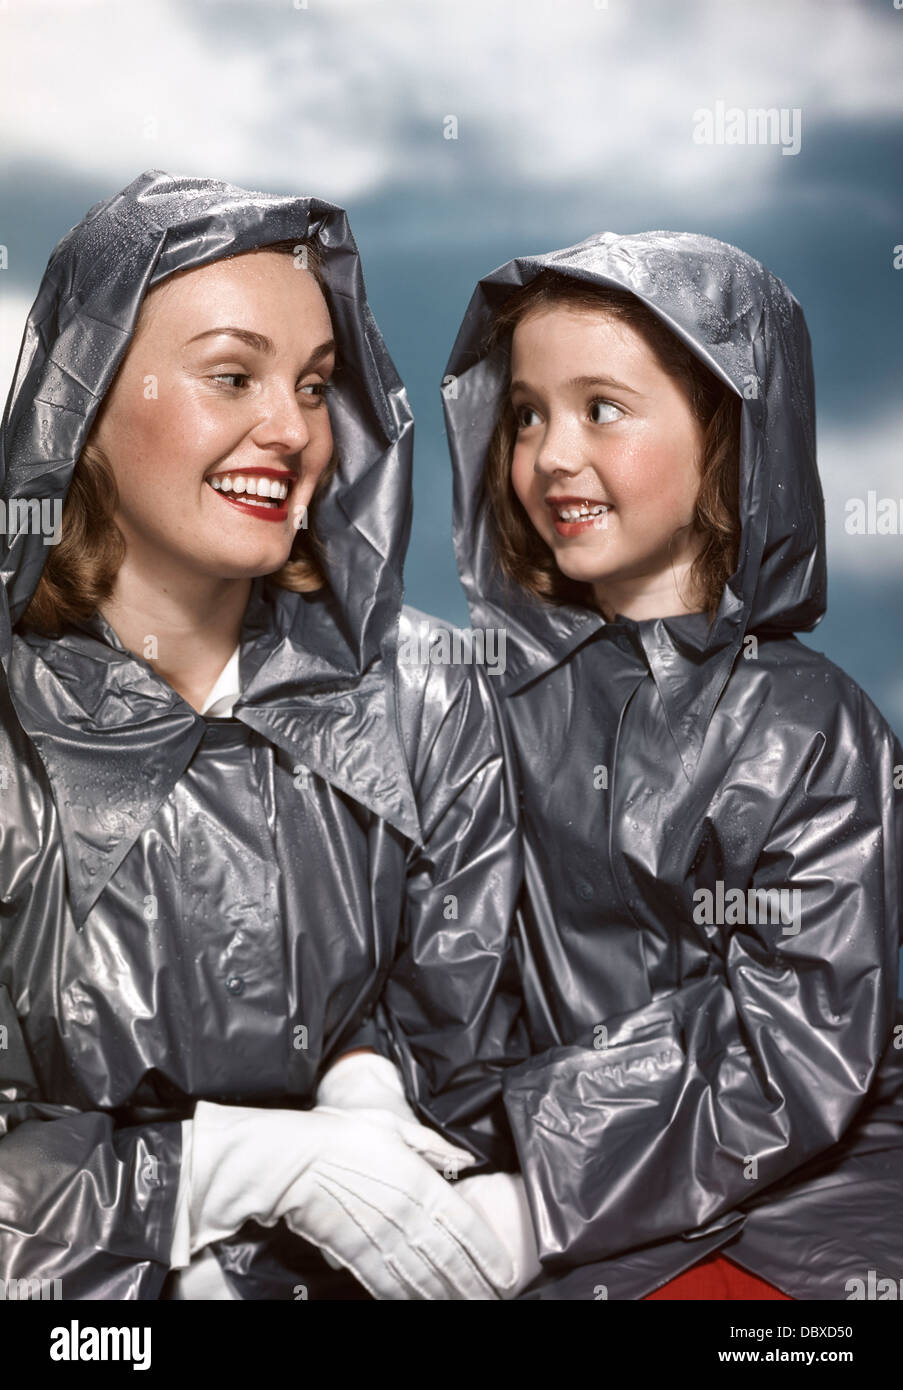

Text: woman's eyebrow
xmin=184 ymin=327 xmax=337 ymax=369
xmin=185 ymin=326 xmax=275 ymax=355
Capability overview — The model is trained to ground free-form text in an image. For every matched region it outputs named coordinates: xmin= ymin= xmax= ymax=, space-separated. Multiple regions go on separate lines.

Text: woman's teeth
xmin=556 ymin=502 xmax=611 ymax=522
xmin=206 ymin=472 xmax=290 ymax=506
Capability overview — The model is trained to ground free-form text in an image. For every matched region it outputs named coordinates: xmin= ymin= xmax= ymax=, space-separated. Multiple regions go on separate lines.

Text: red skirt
xmin=644 ymin=1253 xmax=791 ymax=1300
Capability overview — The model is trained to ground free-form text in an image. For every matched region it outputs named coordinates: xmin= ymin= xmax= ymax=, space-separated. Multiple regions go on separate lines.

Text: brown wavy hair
xmin=481 ymin=271 xmax=742 ymax=619
xmin=20 ymin=238 xmax=338 ymax=637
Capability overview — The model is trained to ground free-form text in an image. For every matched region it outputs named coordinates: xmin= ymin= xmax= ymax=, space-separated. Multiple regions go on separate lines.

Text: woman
xmin=0 ymin=170 xmax=532 ymax=1301
xmin=443 ymin=231 xmax=903 ymax=1300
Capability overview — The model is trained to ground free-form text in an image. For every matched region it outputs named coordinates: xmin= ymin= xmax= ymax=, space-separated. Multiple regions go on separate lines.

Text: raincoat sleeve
xmin=502 ymin=693 xmax=903 ymax=1266
xmin=376 ymin=648 xmax=529 ymax=1171
xmin=0 ymin=696 xmax=181 ymax=1300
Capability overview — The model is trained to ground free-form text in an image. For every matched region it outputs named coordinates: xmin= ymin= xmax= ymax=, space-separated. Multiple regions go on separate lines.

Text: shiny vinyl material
xmin=443 ymin=232 xmax=903 ymax=1300
xmin=0 ymin=171 xmax=526 ymax=1300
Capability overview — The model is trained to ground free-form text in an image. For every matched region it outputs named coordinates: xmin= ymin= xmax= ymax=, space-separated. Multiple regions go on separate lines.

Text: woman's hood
xmin=0 ymin=169 xmax=413 ymax=673
xmin=0 ymin=172 xmax=422 ymax=925
xmin=443 ymin=231 xmax=826 ymax=777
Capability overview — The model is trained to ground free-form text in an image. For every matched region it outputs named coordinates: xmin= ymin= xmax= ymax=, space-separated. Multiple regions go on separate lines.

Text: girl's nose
xmin=533 ymin=414 xmax=584 ymax=477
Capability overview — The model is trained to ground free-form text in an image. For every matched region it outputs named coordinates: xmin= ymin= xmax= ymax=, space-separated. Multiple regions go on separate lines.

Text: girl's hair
xmin=481 ymin=270 xmax=742 ymax=619
xmin=19 ymin=238 xmax=338 ymax=638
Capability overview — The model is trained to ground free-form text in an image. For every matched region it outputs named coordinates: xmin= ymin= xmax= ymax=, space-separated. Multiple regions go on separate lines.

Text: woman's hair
xmin=481 ymin=270 xmax=742 ymax=619
xmin=19 ymin=238 xmax=338 ymax=638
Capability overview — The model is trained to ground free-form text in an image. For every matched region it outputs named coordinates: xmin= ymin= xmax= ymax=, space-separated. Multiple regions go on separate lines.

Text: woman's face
xmin=93 ymin=249 xmax=335 ymax=583
xmin=508 ymin=304 xmax=707 ymax=619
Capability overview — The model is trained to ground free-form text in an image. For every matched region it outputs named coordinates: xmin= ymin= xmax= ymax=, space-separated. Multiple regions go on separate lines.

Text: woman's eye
xmin=211 ymin=373 xmax=250 ymax=390
xmin=589 ymin=398 xmax=623 ymax=424
xmin=298 ymin=382 xmax=331 ymax=404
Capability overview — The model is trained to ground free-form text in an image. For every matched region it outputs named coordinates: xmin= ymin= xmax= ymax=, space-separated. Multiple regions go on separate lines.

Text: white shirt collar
xmin=199 ymin=643 xmax=242 ymax=717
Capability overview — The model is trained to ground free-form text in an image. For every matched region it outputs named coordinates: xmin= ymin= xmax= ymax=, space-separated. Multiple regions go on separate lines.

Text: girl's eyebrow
xmin=509 ymin=373 xmax=642 ymax=397
xmin=567 ymin=373 xmax=642 ymax=396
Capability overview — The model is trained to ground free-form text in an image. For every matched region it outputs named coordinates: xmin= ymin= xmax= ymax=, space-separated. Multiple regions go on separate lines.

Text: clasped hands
xmin=184 ymin=1052 xmax=541 ymax=1300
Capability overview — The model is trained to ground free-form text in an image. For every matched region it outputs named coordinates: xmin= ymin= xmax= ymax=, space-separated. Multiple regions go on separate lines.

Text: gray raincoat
xmin=444 ymin=231 xmax=903 ymax=1301
xmin=0 ymin=170 xmax=525 ymax=1301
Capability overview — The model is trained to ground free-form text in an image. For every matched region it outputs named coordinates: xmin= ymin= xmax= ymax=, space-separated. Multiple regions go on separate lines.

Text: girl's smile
xmin=545 ymin=494 xmax=614 ymax=535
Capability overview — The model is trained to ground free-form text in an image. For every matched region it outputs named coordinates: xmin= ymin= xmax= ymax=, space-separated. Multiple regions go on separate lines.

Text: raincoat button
xmin=225 ymin=976 xmax=244 ymax=995
xmin=576 ymin=880 xmax=594 ymax=901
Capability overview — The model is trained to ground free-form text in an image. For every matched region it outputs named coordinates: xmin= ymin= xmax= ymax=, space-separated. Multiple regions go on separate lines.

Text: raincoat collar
xmin=12 ymin=575 xmax=421 ymax=929
xmin=444 ymin=230 xmax=824 ymax=779
xmin=500 ymin=596 xmax=743 ymax=781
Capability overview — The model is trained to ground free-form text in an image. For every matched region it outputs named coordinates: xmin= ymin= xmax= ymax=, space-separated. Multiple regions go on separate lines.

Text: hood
xmin=0 ymin=170 xmax=420 ymax=926
xmin=443 ymin=230 xmax=826 ymax=778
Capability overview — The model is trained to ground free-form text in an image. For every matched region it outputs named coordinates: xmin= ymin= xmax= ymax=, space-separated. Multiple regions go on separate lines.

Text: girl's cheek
xmin=617 ymin=444 xmax=679 ymax=503
xmin=510 ymin=452 xmax=532 ymax=511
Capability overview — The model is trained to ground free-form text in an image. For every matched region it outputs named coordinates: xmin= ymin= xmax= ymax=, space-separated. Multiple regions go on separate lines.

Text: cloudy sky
xmin=2 ymin=0 xmax=901 ymax=730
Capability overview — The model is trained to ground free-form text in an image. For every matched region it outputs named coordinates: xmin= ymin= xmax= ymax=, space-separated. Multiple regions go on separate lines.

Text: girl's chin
xmin=551 ymin=551 xmax=620 ymax=588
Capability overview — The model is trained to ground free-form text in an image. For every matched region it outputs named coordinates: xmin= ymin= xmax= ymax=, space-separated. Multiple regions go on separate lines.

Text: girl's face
xmin=509 ymin=305 xmax=707 ymax=620
xmin=93 ymin=249 xmax=335 ymax=585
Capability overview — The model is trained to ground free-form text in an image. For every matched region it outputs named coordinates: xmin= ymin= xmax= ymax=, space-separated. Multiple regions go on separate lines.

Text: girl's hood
xmin=443 ymin=231 xmax=826 ymax=777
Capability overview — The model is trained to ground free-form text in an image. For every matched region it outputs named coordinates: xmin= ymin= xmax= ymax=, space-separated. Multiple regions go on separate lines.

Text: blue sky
xmin=2 ymin=0 xmax=901 ymax=733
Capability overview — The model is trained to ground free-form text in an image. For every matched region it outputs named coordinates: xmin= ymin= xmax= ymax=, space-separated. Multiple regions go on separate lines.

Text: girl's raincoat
xmin=443 ymin=231 xmax=903 ymax=1300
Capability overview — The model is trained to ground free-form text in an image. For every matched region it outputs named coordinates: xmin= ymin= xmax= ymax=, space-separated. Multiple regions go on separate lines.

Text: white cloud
xmin=820 ymin=407 xmax=903 ymax=577
xmin=0 ymin=291 xmax=34 ymax=415
xmin=0 ymin=0 xmax=898 ymax=210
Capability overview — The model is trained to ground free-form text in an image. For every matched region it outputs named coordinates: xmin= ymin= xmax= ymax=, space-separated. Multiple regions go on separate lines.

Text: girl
xmin=0 ymin=170 xmax=531 ymax=1301
xmin=443 ymin=231 xmax=903 ymax=1300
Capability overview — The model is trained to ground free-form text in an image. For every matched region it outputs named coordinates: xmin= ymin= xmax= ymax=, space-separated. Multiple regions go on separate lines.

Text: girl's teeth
xmin=558 ymin=504 xmax=611 ymax=521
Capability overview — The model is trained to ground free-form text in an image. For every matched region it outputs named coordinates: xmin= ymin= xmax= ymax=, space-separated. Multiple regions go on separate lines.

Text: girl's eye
xmin=589 ymin=398 xmax=623 ymax=424
xmin=515 ymin=404 xmax=541 ymax=429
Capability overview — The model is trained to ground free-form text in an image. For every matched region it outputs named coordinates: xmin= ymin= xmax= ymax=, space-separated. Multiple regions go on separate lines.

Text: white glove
xmin=181 ymin=1100 xmax=518 ymax=1300
xmin=455 ymin=1172 xmax=544 ymax=1297
xmin=312 ymin=1050 xmax=476 ymax=1277
xmin=314 ymin=1051 xmax=420 ymax=1126
xmin=170 ymin=1056 xmax=428 ymax=1272
xmin=170 ymin=1120 xmax=196 ymax=1270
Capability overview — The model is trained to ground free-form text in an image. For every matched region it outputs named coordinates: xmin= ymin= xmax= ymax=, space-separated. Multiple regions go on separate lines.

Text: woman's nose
xmin=252 ymin=386 xmax=314 ymax=455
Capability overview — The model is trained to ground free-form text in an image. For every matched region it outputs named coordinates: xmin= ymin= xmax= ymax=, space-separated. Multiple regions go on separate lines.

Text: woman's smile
xmin=205 ymin=466 xmax=296 ymax=523
xmin=88 ymin=251 xmax=335 ymax=585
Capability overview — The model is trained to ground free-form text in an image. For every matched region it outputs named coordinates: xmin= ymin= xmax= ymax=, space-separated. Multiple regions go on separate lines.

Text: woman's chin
xmin=194 ymin=542 xmax=296 ymax=581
